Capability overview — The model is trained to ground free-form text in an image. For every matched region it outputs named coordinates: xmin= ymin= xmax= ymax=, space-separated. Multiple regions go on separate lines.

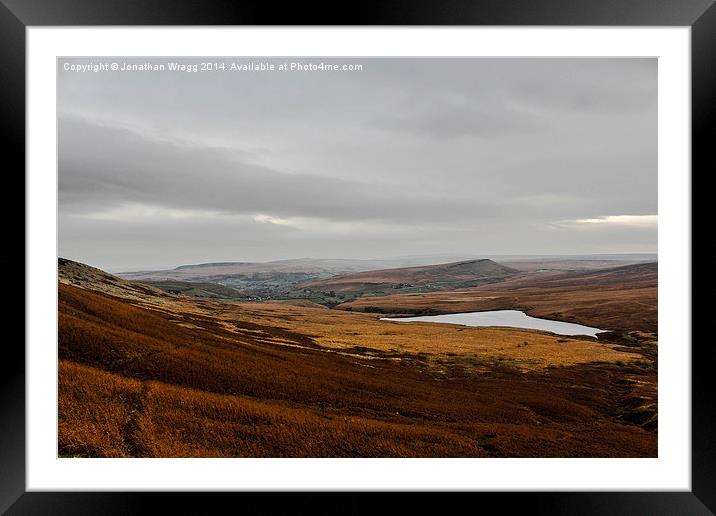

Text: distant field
xmin=58 ymin=259 xmax=657 ymax=458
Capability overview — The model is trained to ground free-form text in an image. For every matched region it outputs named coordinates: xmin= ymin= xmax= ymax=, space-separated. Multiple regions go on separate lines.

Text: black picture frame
xmin=4 ymin=0 xmax=711 ymax=513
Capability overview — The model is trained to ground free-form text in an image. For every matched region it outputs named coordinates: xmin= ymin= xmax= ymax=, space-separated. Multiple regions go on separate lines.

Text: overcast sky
xmin=58 ymin=57 xmax=656 ymax=271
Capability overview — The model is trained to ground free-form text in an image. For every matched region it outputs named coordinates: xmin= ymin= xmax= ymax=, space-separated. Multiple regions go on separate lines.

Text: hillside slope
xmin=117 ymin=258 xmax=416 ymax=298
xmin=60 ymin=258 xmax=247 ymax=302
xmin=337 ymin=262 xmax=658 ymax=334
xmin=488 ymin=262 xmax=657 ymax=290
xmin=59 ymin=258 xmax=169 ymax=301
xmin=140 ymin=280 xmax=247 ymax=300
xmin=296 ymin=259 xmax=518 ymax=296
xmin=118 ymin=258 xmax=409 ymax=282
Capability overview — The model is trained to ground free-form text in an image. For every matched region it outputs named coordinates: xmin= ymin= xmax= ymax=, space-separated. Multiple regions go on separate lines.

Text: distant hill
xmin=116 ymin=255 xmax=655 ymax=300
xmin=498 ymin=258 xmax=655 ymax=273
xmin=117 ymin=257 xmax=495 ymax=299
xmin=295 ymin=259 xmax=518 ymax=297
xmin=337 ymin=262 xmax=658 ymax=333
xmin=59 ymin=258 xmax=246 ymax=302
xmin=140 ymin=280 xmax=247 ymax=300
xmin=118 ymin=258 xmax=396 ymax=281
xmin=483 ymin=261 xmax=657 ymax=290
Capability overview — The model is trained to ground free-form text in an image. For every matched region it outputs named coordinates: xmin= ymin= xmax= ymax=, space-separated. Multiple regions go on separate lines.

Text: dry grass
xmin=58 ymin=280 xmax=657 ymax=458
xmin=224 ymin=302 xmax=639 ymax=370
xmin=59 ymin=360 xmax=143 ymax=457
xmin=59 ymin=359 xmax=656 ymax=458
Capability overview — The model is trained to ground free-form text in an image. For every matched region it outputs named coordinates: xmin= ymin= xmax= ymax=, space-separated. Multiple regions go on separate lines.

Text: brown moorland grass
xmin=60 ymin=358 xmax=656 ymax=458
xmin=224 ymin=302 xmax=640 ymax=370
xmin=336 ymin=262 xmax=657 ymax=334
xmin=58 ymin=279 xmax=657 ymax=457
xmin=59 ymin=360 xmax=143 ymax=457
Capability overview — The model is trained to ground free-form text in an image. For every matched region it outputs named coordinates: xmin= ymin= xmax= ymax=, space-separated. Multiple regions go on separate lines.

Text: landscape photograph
xmin=58 ymin=57 xmax=657 ymax=458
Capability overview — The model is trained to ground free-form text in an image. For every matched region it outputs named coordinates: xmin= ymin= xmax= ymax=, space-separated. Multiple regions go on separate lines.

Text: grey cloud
xmin=372 ymin=103 xmax=540 ymax=140
xmin=58 ymin=57 xmax=657 ymax=270
xmin=59 ymin=116 xmax=508 ymax=224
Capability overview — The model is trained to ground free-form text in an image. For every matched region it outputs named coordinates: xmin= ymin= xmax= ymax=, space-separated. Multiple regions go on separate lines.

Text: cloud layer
xmin=58 ymin=57 xmax=657 ymax=270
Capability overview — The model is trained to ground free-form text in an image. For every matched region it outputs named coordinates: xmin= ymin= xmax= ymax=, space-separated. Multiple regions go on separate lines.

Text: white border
xmin=27 ymin=27 xmax=691 ymax=491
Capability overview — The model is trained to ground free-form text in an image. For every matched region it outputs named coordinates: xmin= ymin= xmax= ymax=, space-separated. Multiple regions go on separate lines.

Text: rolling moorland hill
xmin=140 ymin=280 xmax=247 ymax=300
xmin=59 ymin=258 xmax=170 ymax=301
xmin=116 ymin=258 xmax=429 ymax=299
xmin=295 ymin=259 xmax=519 ymax=296
xmin=117 ymin=258 xmax=412 ymax=282
xmin=486 ymin=262 xmax=657 ymax=290
xmin=499 ymin=258 xmax=654 ymax=273
xmin=117 ymin=254 xmax=653 ymax=282
xmin=115 ymin=255 xmax=653 ymax=303
xmin=337 ymin=262 xmax=658 ymax=335
xmin=60 ymin=258 xmax=247 ymax=303
xmin=57 ymin=258 xmax=657 ymax=458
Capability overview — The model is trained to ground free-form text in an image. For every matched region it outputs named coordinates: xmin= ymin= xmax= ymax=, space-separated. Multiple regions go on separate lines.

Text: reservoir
xmin=381 ymin=309 xmax=605 ymax=337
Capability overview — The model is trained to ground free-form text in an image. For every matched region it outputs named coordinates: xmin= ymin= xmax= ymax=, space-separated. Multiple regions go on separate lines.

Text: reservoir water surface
xmin=381 ymin=309 xmax=605 ymax=337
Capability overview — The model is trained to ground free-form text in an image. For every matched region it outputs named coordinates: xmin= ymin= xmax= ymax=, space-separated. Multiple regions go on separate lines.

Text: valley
xmin=59 ymin=255 xmax=658 ymax=458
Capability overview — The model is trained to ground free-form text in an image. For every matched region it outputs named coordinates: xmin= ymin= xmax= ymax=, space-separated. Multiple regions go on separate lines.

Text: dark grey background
xmin=7 ymin=0 xmax=711 ymax=513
